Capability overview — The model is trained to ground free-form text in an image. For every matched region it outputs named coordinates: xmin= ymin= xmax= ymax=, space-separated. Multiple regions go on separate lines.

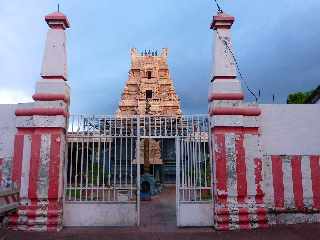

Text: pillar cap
xmin=45 ymin=11 xmax=70 ymax=29
xmin=210 ymin=12 xmax=234 ymax=30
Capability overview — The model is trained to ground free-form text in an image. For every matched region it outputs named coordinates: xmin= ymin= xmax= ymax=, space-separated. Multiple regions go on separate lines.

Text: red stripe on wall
xmin=48 ymin=132 xmax=63 ymax=230
xmin=310 ymin=156 xmax=320 ymax=209
xmin=48 ymin=133 xmax=61 ymax=199
xmin=213 ymin=127 xmax=259 ymax=135
xmin=235 ymin=133 xmax=247 ymax=204
xmin=215 ymin=133 xmax=228 ymax=205
xmin=235 ymin=133 xmax=249 ymax=229
xmin=291 ymin=156 xmax=304 ymax=209
xmin=12 ymin=133 xmax=24 ymax=187
xmin=28 ymin=133 xmax=41 ymax=201
xmin=271 ymin=156 xmax=284 ymax=208
xmin=254 ymin=158 xmax=264 ymax=204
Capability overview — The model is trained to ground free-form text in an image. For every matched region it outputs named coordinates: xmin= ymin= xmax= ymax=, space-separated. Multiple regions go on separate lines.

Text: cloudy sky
xmin=0 ymin=0 xmax=319 ymax=114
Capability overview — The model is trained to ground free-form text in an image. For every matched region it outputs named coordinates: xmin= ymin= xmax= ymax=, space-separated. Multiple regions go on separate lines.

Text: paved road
xmin=1 ymin=186 xmax=320 ymax=239
xmin=1 ymin=224 xmax=320 ymax=240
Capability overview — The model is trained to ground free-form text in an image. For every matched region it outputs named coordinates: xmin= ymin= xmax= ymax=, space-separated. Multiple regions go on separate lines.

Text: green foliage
xmin=287 ymin=91 xmax=312 ymax=104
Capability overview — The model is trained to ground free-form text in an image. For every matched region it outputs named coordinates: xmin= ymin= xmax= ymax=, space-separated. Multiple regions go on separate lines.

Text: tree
xmin=287 ymin=91 xmax=312 ymax=104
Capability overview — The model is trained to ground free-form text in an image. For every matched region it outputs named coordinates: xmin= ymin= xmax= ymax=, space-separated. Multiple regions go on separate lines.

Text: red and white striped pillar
xmin=8 ymin=11 xmax=70 ymax=232
xmin=209 ymin=12 xmax=267 ymax=230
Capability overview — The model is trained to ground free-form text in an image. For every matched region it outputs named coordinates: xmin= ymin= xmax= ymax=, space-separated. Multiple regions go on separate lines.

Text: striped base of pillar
xmin=7 ymin=199 xmax=63 ymax=232
xmin=214 ymin=206 xmax=268 ymax=230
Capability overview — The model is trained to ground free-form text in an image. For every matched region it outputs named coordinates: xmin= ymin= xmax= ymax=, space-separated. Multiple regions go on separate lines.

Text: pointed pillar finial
xmin=41 ymin=10 xmax=70 ymax=81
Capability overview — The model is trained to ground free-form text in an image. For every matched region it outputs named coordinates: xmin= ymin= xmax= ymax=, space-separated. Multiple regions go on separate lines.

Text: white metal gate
xmin=63 ymin=114 xmax=212 ymax=227
xmin=63 ymin=115 xmax=141 ymax=226
xmin=176 ymin=116 xmax=213 ymax=227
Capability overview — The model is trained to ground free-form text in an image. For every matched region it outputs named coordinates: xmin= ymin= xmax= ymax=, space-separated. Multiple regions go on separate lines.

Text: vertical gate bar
xmin=75 ymin=116 xmax=79 ymax=200
xmin=181 ymin=139 xmax=185 ymax=201
xmin=97 ymin=136 xmax=101 ymax=200
xmin=130 ymin=137 xmax=133 ymax=197
xmin=108 ymin=116 xmax=112 ymax=201
xmin=193 ymin=136 xmax=196 ymax=201
xmin=136 ymin=117 xmax=141 ymax=226
xmin=187 ymin=135 xmax=191 ymax=201
xmin=108 ymin=137 xmax=111 ymax=201
xmin=102 ymin=117 xmax=106 ymax=201
xmin=198 ymin=116 xmax=202 ymax=201
xmin=114 ymin=137 xmax=117 ymax=201
xmin=130 ymin=116 xmax=133 ymax=196
xmin=191 ymin=135 xmax=194 ymax=200
xmin=125 ymin=118 xmax=128 ymax=187
xmin=165 ymin=117 xmax=167 ymax=136
xmin=203 ymin=117 xmax=208 ymax=188
xmin=103 ymin=136 xmax=106 ymax=201
xmin=80 ymin=134 xmax=84 ymax=202
xmin=176 ymin=137 xmax=180 ymax=227
xmin=85 ymin=125 xmax=89 ymax=201
xmin=120 ymin=118 xmax=122 ymax=188
xmin=91 ymin=128 xmax=95 ymax=201
xmin=69 ymin=140 xmax=73 ymax=200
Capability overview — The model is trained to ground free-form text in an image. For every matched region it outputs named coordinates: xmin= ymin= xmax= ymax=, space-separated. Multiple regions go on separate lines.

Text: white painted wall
xmin=0 ymin=104 xmax=17 ymax=187
xmin=260 ymin=104 xmax=320 ymax=155
xmin=63 ymin=203 xmax=137 ymax=226
xmin=177 ymin=203 xmax=213 ymax=227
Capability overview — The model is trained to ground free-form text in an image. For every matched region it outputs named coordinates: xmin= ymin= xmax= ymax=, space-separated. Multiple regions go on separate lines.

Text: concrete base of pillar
xmin=214 ymin=203 xmax=269 ymax=230
xmin=7 ymin=198 xmax=63 ymax=231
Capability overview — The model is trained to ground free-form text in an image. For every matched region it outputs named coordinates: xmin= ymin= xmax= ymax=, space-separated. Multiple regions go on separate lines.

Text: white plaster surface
xmin=212 ymin=115 xmax=260 ymax=128
xmin=212 ymin=29 xmax=237 ymax=78
xmin=16 ymin=115 xmax=66 ymax=128
xmin=20 ymin=135 xmax=32 ymax=198
xmin=35 ymin=80 xmax=70 ymax=96
xmin=178 ymin=203 xmax=213 ymax=227
xmin=41 ymin=29 xmax=68 ymax=79
xmin=244 ymin=134 xmax=259 ymax=200
xmin=0 ymin=104 xmax=17 ymax=186
xmin=301 ymin=156 xmax=314 ymax=208
xmin=260 ymin=104 xmax=320 ymax=155
xmin=282 ymin=156 xmax=294 ymax=208
xmin=262 ymin=155 xmax=274 ymax=208
xmin=63 ymin=203 xmax=137 ymax=226
xmin=210 ymin=80 xmax=242 ymax=94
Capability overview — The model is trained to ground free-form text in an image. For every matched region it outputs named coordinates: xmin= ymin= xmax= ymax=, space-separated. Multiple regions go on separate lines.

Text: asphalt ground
xmin=1 ymin=186 xmax=320 ymax=239
xmin=1 ymin=224 xmax=320 ymax=240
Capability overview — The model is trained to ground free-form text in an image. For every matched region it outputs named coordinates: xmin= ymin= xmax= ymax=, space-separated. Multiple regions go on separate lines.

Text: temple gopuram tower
xmin=117 ymin=48 xmax=181 ymax=116
xmin=117 ymin=48 xmax=181 ymax=184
